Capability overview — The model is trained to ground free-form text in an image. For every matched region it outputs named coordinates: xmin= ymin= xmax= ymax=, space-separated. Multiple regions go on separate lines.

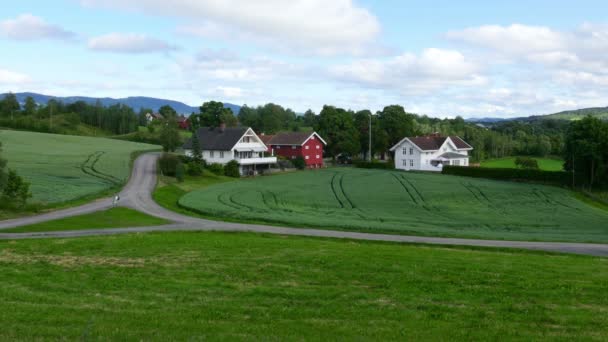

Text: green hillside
xmin=537 ymin=107 xmax=608 ymax=121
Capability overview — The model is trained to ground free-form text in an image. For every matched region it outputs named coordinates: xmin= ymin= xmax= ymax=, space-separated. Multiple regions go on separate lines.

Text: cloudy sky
xmin=1 ymin=0 xmax=607 ymax=118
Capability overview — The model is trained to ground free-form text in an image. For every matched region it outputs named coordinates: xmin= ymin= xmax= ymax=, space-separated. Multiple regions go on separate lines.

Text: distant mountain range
xmin=2 ymin=92 xmax=242 ymax=115
xmin=467 ymin=106 xmax=608 ymax=123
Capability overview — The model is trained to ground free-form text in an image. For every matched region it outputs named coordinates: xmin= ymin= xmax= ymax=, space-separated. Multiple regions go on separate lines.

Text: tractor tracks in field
xmin=330 ymin=173 xmax=367 ymax=219
xmin=392 ymin=174 xmax=431 ymax=211
xmin=461 ymin=181 xmax=507 ymax=215
xmin=533 ymin=189 xmax=581 ymax=211
xmin=80 ymin=151 xmax=122 ymax=185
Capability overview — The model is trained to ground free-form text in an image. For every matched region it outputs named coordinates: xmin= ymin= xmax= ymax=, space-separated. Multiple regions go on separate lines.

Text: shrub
xmin=175 ymin=162 xmax=185 ymax=182
xmin=159 ymin=153 xmax=180 ymax=177
xmin=515 ymin=157 xmax=539 ymax=170
xmin=225 ymin=160 xmax=241 ymax=178
xmin=187 ymin=161 xmax=203 ymax=176
xmin=442 ymin=166 xmax=573 ymax=186
xmin=277 ymin=159 xmax=294 ymax=170
xmin=208 ymin=163 xmax=225 ymax=176
xmin=353 ymin=160 xmax=394 ymax=170
xmin=0 ymin=169 xmax=32 ymax=209
xmin=293 ymin=156 xmax=306 ymax=170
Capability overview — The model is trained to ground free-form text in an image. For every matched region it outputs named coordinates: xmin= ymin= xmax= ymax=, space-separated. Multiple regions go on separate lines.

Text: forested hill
xmin=2 ymin=92 xmax=241 ymax=115
xmin=526 ymin=107 xmax=608 ymax=121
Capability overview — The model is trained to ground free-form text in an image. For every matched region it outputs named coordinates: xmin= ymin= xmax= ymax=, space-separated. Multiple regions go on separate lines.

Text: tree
xmin=198 ymin=101 xmax=236 ymax=128
xmin=238 ymin=105 xmax=260 ymax=131
xmin=563 ymin=116 xmax=608 ymax=188
xmin=1 ymin=93 xmax=20 ymax=119
xmin=303 ymin=109 xmax=317 ymax=128
xmin=316 ymin=105 xmax=360 ymax=158
xmin=23 ymin=96 xmax=37 ymax=116
xmin=377 ymin=105 xmax=416 ymax=148
xmin=224 ymin=160 xmax=241 ymax=178
xmin=1 ymin=169 xmax=31 ymax=208
xmin=292 ymin=156 xmax=306 ymax=170
xmin=159 ymin=117 xmax=181 ymax=152
xmin=159 ymin=105 xmax=178 ymax=120
xmin=354 ymin=110 xmax=372 ymax=159
xmin=190 ymin=130 xmax=203 ymax=164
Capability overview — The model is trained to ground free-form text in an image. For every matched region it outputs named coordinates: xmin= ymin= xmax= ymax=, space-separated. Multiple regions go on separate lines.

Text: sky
xmin=1 ymin=0 xmax=607 ymax=118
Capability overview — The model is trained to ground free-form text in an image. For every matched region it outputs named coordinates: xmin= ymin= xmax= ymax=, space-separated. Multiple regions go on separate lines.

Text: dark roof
xmin=407 ymin=135 xmax=472 ymax=151
xmin=259 ymin=134 xmax=275 ymax=145
xmin=439 ymin=152 xmax=469 ymax=159
xmin=449 ymin=136 xmax=473 ymax=149
xmin=266 ymin=132 xmax=326 ymax=146
xmin=183 ymin=127 xmax=248 ymax=150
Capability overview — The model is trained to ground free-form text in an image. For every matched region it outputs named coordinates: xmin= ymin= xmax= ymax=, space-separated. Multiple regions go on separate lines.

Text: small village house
xmin=390 ymin=133 xmax=473 ymax=172
xmin=183 ymin=124 xmax=277 ymax=176
xmin=260 ymin=132 xmax=326 ymax=168
xmin=145 ymin=112 xmax=163 ymax=123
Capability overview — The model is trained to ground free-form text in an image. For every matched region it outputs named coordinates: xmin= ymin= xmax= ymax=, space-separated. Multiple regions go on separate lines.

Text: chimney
xmin=219 ymin=122 xmax=226 ymax=133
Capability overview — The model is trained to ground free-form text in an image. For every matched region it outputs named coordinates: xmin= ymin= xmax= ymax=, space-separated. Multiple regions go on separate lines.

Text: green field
xmin=0 ymin=232 xmax=606 ymax=340
xmin=481 ymin=157 xmax=564 ymax=171
xmin=2 ymin=207 xmax=169 ymax=233
xmin=0 ymin=130 xmax=159 ymax=204
xmin=179 ymin=168 xmax=608 ymax=242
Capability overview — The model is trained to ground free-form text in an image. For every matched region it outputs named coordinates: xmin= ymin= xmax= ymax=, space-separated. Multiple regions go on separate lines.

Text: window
xmin=305 ymin=156 xmax=310 ymax=160
xmin=403 ymin=148 xmax=407 ymax=155
xmin=220 ymin=151 xmax=224 ymax=158
xmin=454 ymin=160 xmax=461 ymax=166
xmin=410 ymin=160 xmax=414 ymax=167
xmin=292 ymin=146 xmax=296 ymax=150
xmin=316 ymin=155 xmax=320 ymax=159
xmin=276 ymin=146 xmax=281 ymax=149
xmin=410 ymin=148 xmax=414 ymax=155
xmin=402 ymin=160 xmax=407 ymax=166
xmin=210 ymin=151 xmax=215 ymax=158
xmin=305 ymin=145 xmax=310 ymax=150
xmin=316 ymin=145 xmax=320 ymax=149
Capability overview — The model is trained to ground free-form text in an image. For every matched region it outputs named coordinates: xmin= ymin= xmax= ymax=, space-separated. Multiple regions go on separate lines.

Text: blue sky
xmin=1 ymin=0 xmax=607 ymax=118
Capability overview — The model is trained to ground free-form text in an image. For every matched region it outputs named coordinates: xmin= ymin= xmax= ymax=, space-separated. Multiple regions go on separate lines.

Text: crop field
xmin=481 ymin=157 xmax=564 ymax=171
xmin=179 ymin=168 xmax=608 ymax=242
xmin=1 ymin=232 xmax=607 ymax=340
xmin=1 ymin=130 xmax=159 ymax=204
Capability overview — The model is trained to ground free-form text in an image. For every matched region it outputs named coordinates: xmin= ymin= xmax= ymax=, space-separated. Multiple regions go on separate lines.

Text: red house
xmin=177 ymin=115 xmax=190 ymax=130
xmin=262 ymin=132 xmax=326 ymax=168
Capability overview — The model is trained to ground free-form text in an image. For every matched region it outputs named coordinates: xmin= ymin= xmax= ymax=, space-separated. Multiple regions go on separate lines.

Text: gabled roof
xmin=390 ymin=135 xmax=473 ymax=152
xmin=259 ymin=134 xmax=275 ymax=145
xmin=147 ymin=112 xmax=164 ymax=120
xmin=183 ymin=127 xmax=248 ymax=151
xmin=266 ymin=132 xmax=327 ymax=146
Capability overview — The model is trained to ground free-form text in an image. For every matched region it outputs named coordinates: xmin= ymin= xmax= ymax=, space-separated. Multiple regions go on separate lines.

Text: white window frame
xmin=410 ymin=148 xmax=414 ymax=155
xmin=292 ymin=146 xmax=297 ymax=150
xmin=305 ymin=156 xmax=310 ymax=160
xmin=305 ymin=145 xmax=310 ymax=150
xmin=210 ymin=151 xmax=215 ymax=158
xmin=403 ymin=148 xmax=407 ymax=155
xmin=220 ymin=151 xmax=224 ymax=158
xmin=402 ymin=160 xmax=407 ymax=166
xmin=410 ymin=160 xmax=414 ymax=167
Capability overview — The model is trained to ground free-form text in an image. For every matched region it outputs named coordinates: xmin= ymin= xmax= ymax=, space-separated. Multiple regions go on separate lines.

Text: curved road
xmin=1 ymin=153 xmax=608 ymax=257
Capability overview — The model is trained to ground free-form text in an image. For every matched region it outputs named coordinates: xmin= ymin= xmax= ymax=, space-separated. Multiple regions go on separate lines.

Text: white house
xmin=183 ymin=125 xmax=277 ymax=176
xmin=145 ymin=112 xmax=163 ymax=123
xmin=390 ymin=134 xmax=473 ymax=172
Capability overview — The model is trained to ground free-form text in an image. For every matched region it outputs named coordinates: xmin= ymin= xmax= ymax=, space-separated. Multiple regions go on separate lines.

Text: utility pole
xmin=368 ymin=113 xmax=372 ymax=162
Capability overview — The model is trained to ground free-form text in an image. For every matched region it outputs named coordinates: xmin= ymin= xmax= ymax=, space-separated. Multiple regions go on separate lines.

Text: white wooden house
xmin=390 ymin=134 xmax=473 ymax=172
xmin=183 ymin=125 xmax=277 ymax=176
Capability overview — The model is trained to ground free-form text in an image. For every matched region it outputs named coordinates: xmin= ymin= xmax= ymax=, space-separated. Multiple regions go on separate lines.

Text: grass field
xmin=179 ymin=168 xmax=608 ymax=243
xmin=481 ymin=157 xmax=564 ymax=171
xmin=0 ymin=130 xmax=159 ymax=204
xmin=2 ymin=207 xmax=169 ymax=233
xmin=0 ymin=232 xmax=606 ymax=340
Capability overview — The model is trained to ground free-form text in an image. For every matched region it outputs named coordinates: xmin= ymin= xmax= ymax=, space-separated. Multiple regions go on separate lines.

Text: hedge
xmin=353 ymin=160 xmax=395 ymax=170
xmin=442 ymin=166 xmax=574 ymax=187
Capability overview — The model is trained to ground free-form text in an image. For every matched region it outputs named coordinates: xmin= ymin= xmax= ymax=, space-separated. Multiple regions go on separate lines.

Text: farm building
xmin=183 ymin=124 xmax=277 ymax=176
xmin=390 ymin=133 xmax=473 ymax=172
xmin=177 ymin=115 xmax=190 ymax=130
xmin=261 ymin=132 xmax=326 ymax=168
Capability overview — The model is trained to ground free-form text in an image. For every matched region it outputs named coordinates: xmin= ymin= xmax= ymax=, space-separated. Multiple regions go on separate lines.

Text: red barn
xmin=262 ymin=132 xmax=326 ymax=168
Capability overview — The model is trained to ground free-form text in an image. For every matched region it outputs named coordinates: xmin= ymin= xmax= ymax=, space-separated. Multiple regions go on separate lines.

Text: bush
xmin=208 ymin=163 xmax=225 ymax=176
xmin=159 ymin=153 xmax=180 ymax=176
xmin=0 ymin=169 xmax=31 ymax=209
xmin=353 ymin=160 xmax=394 ymax=170
xmin=277 ymin=159 xmax=294 ymax=171
xmin=515 ymin=157 xmax=539 ymax=170
xmin=187 ymin=161 xmax=203 ymax=176
xmin=225 ymin=160 xmax=240 ymax=178
xmin=175 ymin=162 xmax=185 ymax=182
xmin=293 ymin=156 xmax=306 ymax=170
xmin=442 ymin=166 xmax=573 ymax=186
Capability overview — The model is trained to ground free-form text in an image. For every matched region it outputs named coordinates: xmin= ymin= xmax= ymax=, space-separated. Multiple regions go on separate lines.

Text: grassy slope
xmin=0 ymin=130 xmax=159 ymax=204
xmin=2 ymin=207 xmax=169 ymax=233
xmin=0 ymin=232 xmax=606 ymax=340
xmin=481 ymin=157 xmax=564 ymax=171
xmin=178 ymin=168 xmax=608 ymax=243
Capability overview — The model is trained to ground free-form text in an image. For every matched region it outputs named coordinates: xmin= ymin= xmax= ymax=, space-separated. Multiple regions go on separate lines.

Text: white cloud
xmin=81 ymin=0 xmax=380 ymax=55
xmin=0 ymin=68 xmax=31 ymax=84
xmin=214 ymin=86 xmax=243 ymax=98
xmin=88 ymin=33 xmax=176 ymax=54
xmin=330 ymin=48 xmax=484 ymax=94
xmin=0 ymin=14 xmax=76 ymax=41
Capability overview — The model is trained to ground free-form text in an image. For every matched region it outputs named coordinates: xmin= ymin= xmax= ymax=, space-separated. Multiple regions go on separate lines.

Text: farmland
xmin=179 ymin=168 xmax=608 ymax=243
xmin=0 ymin=232 xmax=606 ymax=340
xmin=0 ymin=130 xmax=159 ymax=204
xmin=481 ymin=157 xmax=564 ymax=171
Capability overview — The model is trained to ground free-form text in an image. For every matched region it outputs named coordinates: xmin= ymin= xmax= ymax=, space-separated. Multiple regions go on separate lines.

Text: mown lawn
xmin=0 ymin=130 xmax=159 ymax=204
xmin=0 ymin=232 xmax=606 ymax=340
xmin=481 ymin=157 xmax=564 ymax=171
xmin=179 ymin=168 xmax=608 ymax=243
xmin=2 ymin=207 xmax=169 ymax=233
